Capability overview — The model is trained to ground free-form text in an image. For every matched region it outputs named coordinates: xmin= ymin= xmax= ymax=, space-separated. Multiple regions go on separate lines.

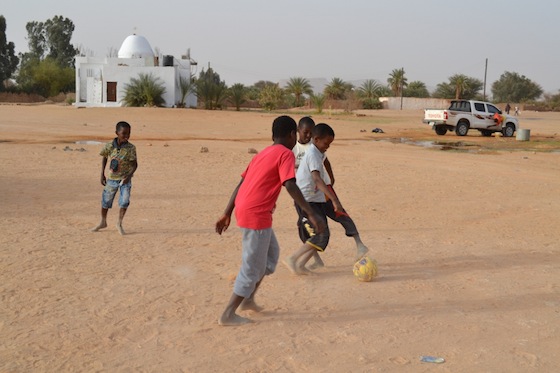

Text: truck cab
xmin=424 ymin=100 xmax=519 ymax=137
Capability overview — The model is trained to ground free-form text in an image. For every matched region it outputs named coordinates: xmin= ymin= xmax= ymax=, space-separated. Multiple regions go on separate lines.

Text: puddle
xmin=75 ymin=140 xmax=103 ymax=145
xmin=382 ymin=138 xmax=481 ymax=152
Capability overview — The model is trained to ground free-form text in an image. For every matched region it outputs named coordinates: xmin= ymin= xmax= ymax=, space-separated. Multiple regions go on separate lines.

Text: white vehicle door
xmin=471 ymin=101 xmax=490 ymax=129
xmin=486 ymin=103 xmax=502 ymax=128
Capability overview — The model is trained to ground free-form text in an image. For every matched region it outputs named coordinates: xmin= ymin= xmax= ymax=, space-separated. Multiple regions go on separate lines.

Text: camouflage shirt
xmin=100 ymin=138 xmax=137 ymax=181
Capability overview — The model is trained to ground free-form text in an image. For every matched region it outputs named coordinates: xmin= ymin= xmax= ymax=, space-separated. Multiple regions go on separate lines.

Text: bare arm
xmin=324 ymin=157 xmax=335 ymax=185
xmin=100 ymin=157 xmax=108 ymax=186
xmin=215 ymin=179 xmax=243 ymax=235
xmin=311 ymin=171 xmax=343 ymax=212
xmin=284 ymin=179 xmax=326 ymax=234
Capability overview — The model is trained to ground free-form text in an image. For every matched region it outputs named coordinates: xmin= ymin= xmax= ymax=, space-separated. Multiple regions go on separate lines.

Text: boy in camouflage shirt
xmin=91 ymin=121 xmax=138 ymax=235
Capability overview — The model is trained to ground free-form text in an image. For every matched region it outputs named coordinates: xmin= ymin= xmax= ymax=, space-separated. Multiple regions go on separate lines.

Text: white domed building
xmin=75 ymin=34 xmax=197 ymax=108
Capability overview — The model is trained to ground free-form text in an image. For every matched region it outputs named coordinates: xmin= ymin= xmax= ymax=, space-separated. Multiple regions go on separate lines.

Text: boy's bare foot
xmin=356 ymin=244 xmax=369 ymax=260
xmin=218 ymin=314 xmax=253 ymax=326
xmin=296 ymin=266 xmax=314 ymax=275
xmin=91 ymin=222 xmax=107 ymax=232
xmin=239 ymin=299 xmax=264 ymax=312
xmin=307 ymin=261 xmax=325 ymax=270
xmin=283 ymin=257 xmax=298 ymax=274
xmin=116 ymin=224 xmax=125 ymax=235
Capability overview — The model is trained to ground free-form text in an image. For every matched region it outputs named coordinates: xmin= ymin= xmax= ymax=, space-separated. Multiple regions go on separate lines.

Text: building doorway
xmin=107 ymin=82 xmax=117 ymax=102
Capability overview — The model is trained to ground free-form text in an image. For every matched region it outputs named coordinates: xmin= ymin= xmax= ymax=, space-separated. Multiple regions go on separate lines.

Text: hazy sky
xmin=3 ymin=0 xmax=560 ymax=93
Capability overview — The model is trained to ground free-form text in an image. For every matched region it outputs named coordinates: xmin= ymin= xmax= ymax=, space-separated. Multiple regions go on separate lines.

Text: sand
xmin=0 ymin=105 xmax=559 ymax=372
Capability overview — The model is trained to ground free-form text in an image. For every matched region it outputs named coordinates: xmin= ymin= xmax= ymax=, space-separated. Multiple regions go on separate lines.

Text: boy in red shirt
xmin=215 ymin=115 xmax=324 ymax=326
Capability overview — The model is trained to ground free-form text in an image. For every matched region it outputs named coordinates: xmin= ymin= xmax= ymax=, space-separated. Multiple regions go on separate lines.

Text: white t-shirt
xmin=296 ymin=144 xmax=327 ymax=203
xmin=293 ymin=141 xmax=331 ymax=185
xmin=292 ymin=141 xmax=310 ymax=169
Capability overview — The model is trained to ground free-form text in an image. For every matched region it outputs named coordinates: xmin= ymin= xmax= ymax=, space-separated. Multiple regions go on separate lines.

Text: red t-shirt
xmin=235 ymin=144 xmax=296 ymax=229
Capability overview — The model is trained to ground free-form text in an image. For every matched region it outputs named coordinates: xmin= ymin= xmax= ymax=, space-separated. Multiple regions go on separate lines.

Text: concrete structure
xmin=75 ymin=34 xmax=196 ymax=108
xmin=379 ymin=97 xmax=451 ymax=110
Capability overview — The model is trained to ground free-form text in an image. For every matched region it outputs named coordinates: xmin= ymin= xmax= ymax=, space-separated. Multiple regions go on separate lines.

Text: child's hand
xmin=101 ymin=174 xmax=106 ymax=186
xmin=333 ymin=200 xmax=344 ymax=213
xmin=215 ymin=214 xmax=231 ymax=235
xmin=308 ymin=213 xmax=326 ymax=234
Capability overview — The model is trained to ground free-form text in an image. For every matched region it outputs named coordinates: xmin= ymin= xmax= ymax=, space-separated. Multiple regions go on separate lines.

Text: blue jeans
xmin=101 ymin=179 xmax=131 ymax=209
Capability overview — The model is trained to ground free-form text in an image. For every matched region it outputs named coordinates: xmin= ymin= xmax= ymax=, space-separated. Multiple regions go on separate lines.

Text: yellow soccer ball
xmin=353 ymin=256 xmax=378 ymax=282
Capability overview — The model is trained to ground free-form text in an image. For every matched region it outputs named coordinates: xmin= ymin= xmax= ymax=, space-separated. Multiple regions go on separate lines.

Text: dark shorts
xmin=324 ymin=185 xmax=358 ymax=237
xmin=295 ymin=202 xmax=330 ymax=251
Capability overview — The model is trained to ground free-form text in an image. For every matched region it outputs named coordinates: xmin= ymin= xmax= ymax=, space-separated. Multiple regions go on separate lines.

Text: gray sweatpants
xmin=234 ymin=228 xmax=280 ymax=298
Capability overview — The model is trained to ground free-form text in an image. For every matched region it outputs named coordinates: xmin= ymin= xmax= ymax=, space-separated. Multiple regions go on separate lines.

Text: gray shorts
xmin=233 ymin=228 xmax=280 ymax=298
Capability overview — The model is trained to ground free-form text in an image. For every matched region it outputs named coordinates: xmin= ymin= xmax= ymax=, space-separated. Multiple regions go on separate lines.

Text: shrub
xmin=123 ymin=73 xmax=166 ymax=107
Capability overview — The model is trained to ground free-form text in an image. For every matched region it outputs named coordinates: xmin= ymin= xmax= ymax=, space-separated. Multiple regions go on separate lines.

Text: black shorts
xmin=295 ymin=202 xmax=330 ymax=251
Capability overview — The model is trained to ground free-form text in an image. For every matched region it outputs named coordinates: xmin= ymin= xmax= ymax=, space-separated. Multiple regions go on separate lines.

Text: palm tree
xmin=449 ymin=74 xmax=468 ymax=99
xmin=195 ymin=67 xmax=228 ymax=110
xmin=356 ymin=80 xmax=383 ymax=109
xmin=387 ymin=68 xmax=408 ymax=97
xmin=177 ymin=74 xmax=194 ymax=107
xmin=357 ymin=79 xmax=382 ymax=100
xmin=404 ymin=81 xmax=430 ymax=98
xmin=285 ymin=77 xmax=313 ymax=107
xmin=258 ymin=84 xmax=285 ymax=111
xmin=310 ymin=93 xmax=326 ymax=113
xmin=324 ymin=77 xmax=352 ymax=100
xmin=123 ymin=73 xmax=166 ymax=107
xmin=228 ymin=83 xmax=247 ymax=111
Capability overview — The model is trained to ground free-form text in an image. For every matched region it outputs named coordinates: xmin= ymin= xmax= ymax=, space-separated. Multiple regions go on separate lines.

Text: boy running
xmin=293 ymin=118 xmax=368 ymax=269
xmin=215 ymin=115 xmax=325 ymax=326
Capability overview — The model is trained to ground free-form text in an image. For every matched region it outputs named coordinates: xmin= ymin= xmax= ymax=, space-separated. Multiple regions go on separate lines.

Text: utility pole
xmin=483 ymin=58 xmax=488 ymax=101
xmin=400 ymin=67 xmax=404 ymax=110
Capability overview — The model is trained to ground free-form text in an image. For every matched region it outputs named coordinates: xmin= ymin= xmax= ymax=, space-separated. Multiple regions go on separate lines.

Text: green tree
xmin=356 ymin=80 xmax=383 ymax=109
xmin=177 ymin=74 xmax=194 ymax=107
xmin=17 ymin=15 xmax=78 ymax=95
xmin=195 ymin=67 xmax=228 ymax=110
xmin=310 ymin=93 xmax=326 ymax=113
xmin=324 ymin=77 xmax=352 ymax=100
xmin=228 ymin=83 xmax=247 ymax=111
xmin=246 ymin=80 xmax=275 ymax=100
xmin=387 ymin=68 xmax=408 ymax=97
xmin=285 ymin=77 xmax=313 ymax=107
xmin=0 ymin=16 xmax=19 ymax=90
xmin=17 ymin=57 xmax=74 ymax=96
xmin=123 ymin=73 xmax=166 ymax=107
xmin=22 ymin=16 xmax=78 ymax=67
xmin=404 ymin=81 xmax=430 ymax=98
xmin=44 ymin=16 xmax=79 ymax=67
xmin=449 ymin=74 xmax=469 ymax=99
xmin=258 ymin=83 xmax=284 ymax=111
xmin=491 ymin=71 xmax=543 ymax=102
xmin=432 ymin=75 xmax=482 ymax=100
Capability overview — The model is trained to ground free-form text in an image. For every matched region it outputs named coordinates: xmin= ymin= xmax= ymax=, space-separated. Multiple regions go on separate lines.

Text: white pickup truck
xmin=423 ymin=100 xmax=519 ymax=137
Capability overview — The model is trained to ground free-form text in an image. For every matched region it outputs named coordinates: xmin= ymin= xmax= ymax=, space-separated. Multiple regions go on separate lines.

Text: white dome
xmin=118 ymin=34 xmax=154 ymax=58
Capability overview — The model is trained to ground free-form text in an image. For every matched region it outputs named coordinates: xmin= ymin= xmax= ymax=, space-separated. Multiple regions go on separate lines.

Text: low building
xmin=75 ymin=34 xmax=197 ymax=108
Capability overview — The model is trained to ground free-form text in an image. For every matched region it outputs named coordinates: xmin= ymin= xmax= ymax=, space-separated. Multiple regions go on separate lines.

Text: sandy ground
xmin=1 ymin=105 xmax=559 ymax=372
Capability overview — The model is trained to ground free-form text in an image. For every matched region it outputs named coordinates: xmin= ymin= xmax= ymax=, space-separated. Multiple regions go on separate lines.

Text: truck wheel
xmin=435 ymin=126 xmax=447 ymax=135
xmin=502 ymin=123 xmax=515 ymax=137
xmin=455 ymin=121 xmax=469 ymax=136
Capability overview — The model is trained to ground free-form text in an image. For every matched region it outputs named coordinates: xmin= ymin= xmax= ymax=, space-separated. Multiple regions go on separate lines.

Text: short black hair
xmin=298 ymin=116 xmax=315 ymax=129
xmin=272 ymin=115 xmax=297 ymax=138
xmin=116 ymin=121 xmax=131 ymax=132
xmin=312 ymin=123 xmax=335 ymax=138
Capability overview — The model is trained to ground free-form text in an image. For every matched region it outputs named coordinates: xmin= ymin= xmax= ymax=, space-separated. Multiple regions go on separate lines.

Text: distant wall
xmin=379 ymin=97 xmax=451 ymax=110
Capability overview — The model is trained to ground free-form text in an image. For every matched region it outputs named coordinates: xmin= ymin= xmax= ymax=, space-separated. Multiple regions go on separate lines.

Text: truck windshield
xmin=449 ymin=101 xmax=471 ymax=112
